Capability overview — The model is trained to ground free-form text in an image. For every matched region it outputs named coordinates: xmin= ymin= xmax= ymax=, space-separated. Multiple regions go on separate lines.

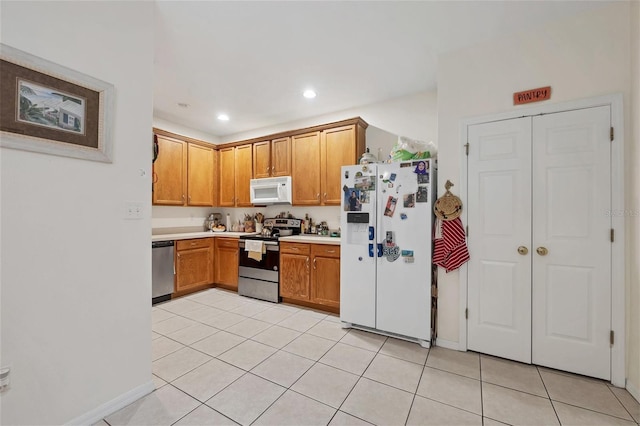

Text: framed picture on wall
xmin=0 ymin=44 xmax=114 ymax=163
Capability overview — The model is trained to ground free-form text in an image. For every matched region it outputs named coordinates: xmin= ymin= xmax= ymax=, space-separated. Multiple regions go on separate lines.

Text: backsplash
xmin=152 ymin=205 xmax=342 ymax=231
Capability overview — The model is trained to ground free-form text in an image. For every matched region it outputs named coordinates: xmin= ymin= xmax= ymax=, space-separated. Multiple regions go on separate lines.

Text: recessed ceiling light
xmin=303 ymin=89 xmax=317 ymax=99
xmin=217 ymin=114 xmax=229 ymax=121
xmin=177 ymin=102 xmax=189 ymax=108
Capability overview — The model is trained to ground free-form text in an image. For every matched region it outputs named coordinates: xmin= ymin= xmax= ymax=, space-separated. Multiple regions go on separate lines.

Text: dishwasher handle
xmin=152 ymin=240 xmax=175 ymax=249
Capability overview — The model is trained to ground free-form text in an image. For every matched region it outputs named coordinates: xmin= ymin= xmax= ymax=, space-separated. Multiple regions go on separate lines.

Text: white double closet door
xmin=466 ymin=106 xmax=612 ymax=380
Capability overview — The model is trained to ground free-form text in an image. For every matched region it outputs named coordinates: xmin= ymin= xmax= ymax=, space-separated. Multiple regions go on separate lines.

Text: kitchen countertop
xmin=279 ymin=235 xmax=340 ymax=245
xmin=152 ymin=227 xmax=256 ymax=242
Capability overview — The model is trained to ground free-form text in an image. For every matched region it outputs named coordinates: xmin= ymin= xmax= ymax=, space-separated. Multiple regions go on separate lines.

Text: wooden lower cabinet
xmin=280 ymin=243 xmax=310 ymax=300
xmin=215 ymin=238 xmax=239 ymax=289
xmin=175 ymin=238 xmax=214 ymax=293
xmin=310 ymin=244 xmax=340 ymax=308
xmin=280 ymin=242 xmax=340 ymax=311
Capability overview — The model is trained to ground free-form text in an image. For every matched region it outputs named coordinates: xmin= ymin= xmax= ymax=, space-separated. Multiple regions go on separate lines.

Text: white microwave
xmin=250 ymin=176 xmax=293 ymax=205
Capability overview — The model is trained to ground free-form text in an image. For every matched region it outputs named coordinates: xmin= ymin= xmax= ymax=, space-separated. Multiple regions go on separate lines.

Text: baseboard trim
xmin=627 ymin=379 xmax=640 ymax=404
xmin=435 ymin=338 xmax=463 ymax=351
xmin=66 ymin=380 xmax=154 ymax=425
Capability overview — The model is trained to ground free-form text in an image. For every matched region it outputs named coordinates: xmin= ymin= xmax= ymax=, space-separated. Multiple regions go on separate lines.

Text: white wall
xmin=154 ymin=117 xmax=220 ymax=145
xmin=628 ymin=0 xmax=640 ymax=400
xmin=0 ymin=2 xmax=154 ymax=424
xmin=152 ymin=91 xmax=437 ymax=230
xmin=436 ymin=0 xmax=635 ymax=389
xmin=221 ymin=90 xmax=438 ymax=147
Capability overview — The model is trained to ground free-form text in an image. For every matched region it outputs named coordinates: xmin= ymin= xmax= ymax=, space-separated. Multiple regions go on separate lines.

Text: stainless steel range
xmin=238 ymin=218 xmax=302 ymax=303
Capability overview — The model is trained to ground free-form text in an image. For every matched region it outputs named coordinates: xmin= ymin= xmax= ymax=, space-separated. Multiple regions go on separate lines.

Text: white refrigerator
xmin=340 ymin=160 xmax=436 ymax=347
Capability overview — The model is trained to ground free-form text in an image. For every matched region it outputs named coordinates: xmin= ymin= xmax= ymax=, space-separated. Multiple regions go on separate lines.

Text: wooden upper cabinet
xmin=291 ymin=131 xmax=321 ymax=205
xmin=253 ymin=137 xmax=290 ymax=179
xmin=187 ymin=143 xmax=215 ymax=206
xmin=218 ymin=147 xmax=236 ymax=207
xmin=271 ymin=136 xmax=291 ymax=177
xmin=153 ymin=135 xmax=187 ymax=205
xmin=253 ymin=141 xmax=271 ymax=179
xmin=153 ymin=129 xmax=218 ymax=207
xmin=213 ymin=117 xmax=366 ymax=207
xmin=321 ymin=125 xmax=358 ymax=205
xmin=235 ymin=144 xmax=253 ymax=207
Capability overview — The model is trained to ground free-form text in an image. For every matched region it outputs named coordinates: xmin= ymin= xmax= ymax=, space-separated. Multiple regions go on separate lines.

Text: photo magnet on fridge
xmin=384 ymin=196 xmax=397 ymax=217
xmin=417 ymin=173 xmax=429 ymax=184
xmin=413 ymin=161 xmax=427 ymax=175
xmin=344 ymin=188 xmax=362 ymax=212
xmin=416 ymin=186 xmax=429 ymax=202
xmin=360 ymin=191 xmax=370 ymax=204
xmin=403 ymin=193 xmax=416 ymax=208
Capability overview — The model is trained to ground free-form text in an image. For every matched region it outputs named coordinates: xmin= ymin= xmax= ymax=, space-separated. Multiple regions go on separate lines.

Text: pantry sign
xmin=513 ymin=86 xmax=551 ymax=105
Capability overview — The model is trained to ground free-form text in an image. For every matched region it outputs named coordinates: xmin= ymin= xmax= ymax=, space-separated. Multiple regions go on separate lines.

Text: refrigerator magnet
xmin=383 ymin=244 xmax=400 ymax=262
xmin=345 ymin=189 xmax=362 ymax=212
xmin=389 ymin=173 xmax=397 ymax=181
xmin=401 ymin=250 xmax=414 ymax=257
xmin=417 ymin=173 xmax=429 ymax=184
xmin=403 ymin=193 xmax=416 ymax=208
xmin=384 ymin=196 xmax=397 ymax=217
xmin=416 ymin=186 xmax=429 ymax=202
xmin=400 ymin=213 xmax=407 ymax=220
xmin=413 ymin=161 xmax=427 ymax=175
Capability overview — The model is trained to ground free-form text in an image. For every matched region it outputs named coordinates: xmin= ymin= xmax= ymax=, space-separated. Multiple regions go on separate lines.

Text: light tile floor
xmin=102 ymin=288 xmax=640 ymax=426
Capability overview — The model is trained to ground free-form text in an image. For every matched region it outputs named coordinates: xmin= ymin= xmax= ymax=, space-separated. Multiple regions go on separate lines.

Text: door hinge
xmin=610 ymin=330 xmax=614 ymax=345
xmin=465 ymin=143 xmax=470 ymax=156
xmin=610 ymin=127 xmax=614 ymax=142
xmin=611 ymin=228 xmax=614 ymax=242
xmin=465 ymin=308 xmax=469 ymax=319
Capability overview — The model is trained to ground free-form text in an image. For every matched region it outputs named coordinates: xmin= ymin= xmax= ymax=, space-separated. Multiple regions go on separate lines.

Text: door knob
xmin=536 ymin=247 xmax=548 ymax=256
xmin=517 ymin=246 xmax=528 ymax=255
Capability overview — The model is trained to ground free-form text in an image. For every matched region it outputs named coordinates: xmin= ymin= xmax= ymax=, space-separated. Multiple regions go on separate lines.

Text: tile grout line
xmin=402 ymin=344 xmax=432 ymax=426
xmin=478 ymin=353 xmax=485 ymax=425
xmin=331 ymin=331 xmax=389 ymax=425
xmin=536 ymin=365 xmax=562 ymax=425
xmin=606 ymin=381 xmax=640 ymax=423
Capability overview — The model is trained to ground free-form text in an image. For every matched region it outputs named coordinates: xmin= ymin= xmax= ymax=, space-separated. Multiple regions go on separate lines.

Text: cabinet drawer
xmin=312 ymin=244 xmax=340 ymax=258
xmin=216 ymin=238 xmax=239 ymax=249
xmin=281 ymin=242 xmax=310 ymax=255
xmin=176 ymin=238 xmax=213 ymax=251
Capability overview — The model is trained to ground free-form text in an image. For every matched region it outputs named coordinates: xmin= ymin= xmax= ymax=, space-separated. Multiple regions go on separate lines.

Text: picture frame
xmin=0 ymin=44 xmax=114 ymax=163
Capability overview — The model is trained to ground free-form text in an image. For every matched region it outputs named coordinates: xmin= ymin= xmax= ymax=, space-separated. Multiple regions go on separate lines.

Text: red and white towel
xmin=433 ymin=217 xmax=470 ymax=272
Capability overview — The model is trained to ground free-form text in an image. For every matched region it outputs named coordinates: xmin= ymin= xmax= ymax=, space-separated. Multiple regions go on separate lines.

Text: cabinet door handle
xmin=182 ymin=194 xmax=185 ymax=201
xmin=323 ymin=192 xmax=327 ymax=200
xmin=266 ymin=166 xmax=269 ymax=173
xmin=305 ymin=257 xmax=309 ymax=269
xmin=536 ymin=247 xmax=548 ymax=256
xmin=517 ymin=246 xmax=528 ymax=255
xmin=317 ymin=193 xmax=320 ymax=200
xmin=313 ymin=258 xmax=317 ymax=269
xmin=327 ymin=249 xmax=335 ymax=253
xmin=271 ymin=166 xmax=275 ymax=173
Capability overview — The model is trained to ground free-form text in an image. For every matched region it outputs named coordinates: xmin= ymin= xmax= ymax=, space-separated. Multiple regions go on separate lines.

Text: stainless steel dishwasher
xmin=152 ymin=240 xmax=174 ymax=304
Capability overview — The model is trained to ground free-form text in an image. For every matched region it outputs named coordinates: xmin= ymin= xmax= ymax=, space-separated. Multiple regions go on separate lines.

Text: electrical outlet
xmin=124 ymin=202 xmax=144 ymax=220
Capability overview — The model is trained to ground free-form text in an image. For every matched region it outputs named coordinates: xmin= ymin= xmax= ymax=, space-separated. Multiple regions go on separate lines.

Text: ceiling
xmin=153 ymin=1 xmax=610 ymax=139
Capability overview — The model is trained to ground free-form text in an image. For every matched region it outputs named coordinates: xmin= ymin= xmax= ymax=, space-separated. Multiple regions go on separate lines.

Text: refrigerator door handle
xmin=368 ymin=243 xmax=374 ymax=257
xmin=377 ymin=243 xmax=383 ymax=258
